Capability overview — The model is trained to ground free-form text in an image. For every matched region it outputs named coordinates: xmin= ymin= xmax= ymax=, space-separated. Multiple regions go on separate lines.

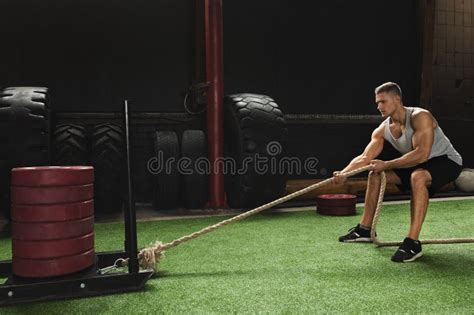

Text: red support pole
xmin=204 ymin=0 xmax=226 ymax=208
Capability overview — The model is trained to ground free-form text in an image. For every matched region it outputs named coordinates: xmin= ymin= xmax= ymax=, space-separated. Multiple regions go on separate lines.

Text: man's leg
xmin=339 ymin=170 xmax=401 ymax=242
xmin=407 ymin=169 xmax=432 ymax=240
xmin=391 ymin=168 xmax=432 ymax=263
xmin=360 ymin=170 xmax=401 ymax=227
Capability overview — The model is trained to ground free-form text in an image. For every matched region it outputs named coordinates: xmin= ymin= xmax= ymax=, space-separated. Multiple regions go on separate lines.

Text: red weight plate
xmin=317 ymin=199 xmax=356 ymax=207
xmin=316 ymin=194 xmax=356 ymax=207
xmin=11 ymin=184 xmax=93 ymax=205
xmin=13 ymin=233 xmax=94 ymax=259
xmin=12 ymin=216 xmax=94 ymax=241
xmin=12 ymin=200 xmax=94 ymax=222
xmin=317 ymin=194 xmax=356 ymax=200
xmin=11 ymin=166 xmax=94 ymax=187
xmin=317 ymin=205 xmax=356 ymax=216
xmin=13 ymin=249 xmax=95 ymax=278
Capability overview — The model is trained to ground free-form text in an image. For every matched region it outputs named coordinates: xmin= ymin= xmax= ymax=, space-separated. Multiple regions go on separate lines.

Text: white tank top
xmin=383 ymin=107 xmax=462 ymax=166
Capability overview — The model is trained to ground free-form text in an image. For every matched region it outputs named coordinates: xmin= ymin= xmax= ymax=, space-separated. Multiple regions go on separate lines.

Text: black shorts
xmin=377 ymin=142 xmax=462 ymax=196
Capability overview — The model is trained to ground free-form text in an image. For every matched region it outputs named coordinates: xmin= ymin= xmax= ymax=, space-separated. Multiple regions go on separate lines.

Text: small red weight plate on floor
xmin=12 ymin=216 xmax=94 ymax=241
xmin=13 ymin=249 xmax=95 ymax=278
xmin=11 ymin=200 xmax=94 ymax=222
xmin=12 ymin=233 xmax=94 ymax=259
xmin=11 ymin=166 xmax=94 ymax=187
xmin=317 ymin=194 xmax=356 ymax=200
xmin=317 ymin=205 xmax=356 ymax=216
xmin=317 ymin=199 xmax=356 ymax=207
xmin=11 ymin=184 xmax=93 ymax=205
xmin=316 ymin=194 xmax=356 ymax=207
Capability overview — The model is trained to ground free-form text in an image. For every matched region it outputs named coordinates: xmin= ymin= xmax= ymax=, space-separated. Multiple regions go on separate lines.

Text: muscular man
xmin=335 ymin=82 xmax=462 ymax=262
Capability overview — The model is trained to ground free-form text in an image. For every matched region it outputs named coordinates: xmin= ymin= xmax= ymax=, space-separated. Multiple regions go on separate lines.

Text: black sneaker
xmin=391 ymin=237 xmax=423 ymax=263
xmin=338 ymin=224 xmax=373 ymax=242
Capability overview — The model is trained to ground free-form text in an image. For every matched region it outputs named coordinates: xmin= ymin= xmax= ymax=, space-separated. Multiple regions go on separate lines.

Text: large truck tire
xmin=90 ymin=124 xmax=125 ymax=213
xmin=224 ymin=93 xmax=287 ymax=208
xmin=153 ymin=131 xmax=180 ymax=210
xmin=0 ymin=87 xmax=51 ymax=220
xmin=0 ymin=87 xmax=51 ymax=167
xmin=0 ymin=159 xmax=10 ymax=221
xmin=181 ymin=130 xmax=208 ymax=209
xmin=53 ymin=124 xmax=88 ymax=166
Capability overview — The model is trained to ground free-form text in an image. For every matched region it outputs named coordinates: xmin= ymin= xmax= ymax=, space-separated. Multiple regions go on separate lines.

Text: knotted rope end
xmin=138 ymin=241 xmax=166 ymax=271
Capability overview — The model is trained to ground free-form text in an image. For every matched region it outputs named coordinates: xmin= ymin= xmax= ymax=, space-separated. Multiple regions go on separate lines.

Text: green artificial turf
xmin=1 ymin=199 xmax=473 ymax=314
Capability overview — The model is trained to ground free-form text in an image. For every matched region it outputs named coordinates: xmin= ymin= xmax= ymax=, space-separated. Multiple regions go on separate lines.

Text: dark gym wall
xmin=430 ymin=0 xmax=474 ymax=167
xmin=224 ymin=0 xmax=421 ymax=114
xmin=0 ymin=0 xmax=420 ymax=114
xmin=432 ymin=0 xmax=474 ymax=119
xmin=0 ymin=0 xmax=195 ymax=112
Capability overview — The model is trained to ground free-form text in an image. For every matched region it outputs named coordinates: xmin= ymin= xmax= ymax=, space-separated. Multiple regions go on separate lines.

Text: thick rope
xmin=370 ymin=171 xmax=474 ymax=246
xmin=136 ymin=166 xmax=474 ymax=270
xmin=137 ymin=166 xmax=371 ymax=269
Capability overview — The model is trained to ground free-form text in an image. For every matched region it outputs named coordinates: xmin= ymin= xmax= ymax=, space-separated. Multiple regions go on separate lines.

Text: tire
xmin=153 ymin=131 xmax=180 ymax=210
xmin=181 ymin=130 xmax=208 ymax=209
xmin=0 ymin=159 xmax=10 ymax=220
xmin=0 ymin=87 xmax=49 ymax=113
xmin=0 ymin=87 xmax=51 ymax=167
xmin=53 ymin=124 xmax=88 ymax=166
xmin=0 ymin=87 xmax=51 ymax=221
xmin=224 ymin=93 xmax=287 ymax=208
xmin=0 ymin=160 xmax=9 ymax=190
xmin=90 ymin=124 xmax=125 ymax=213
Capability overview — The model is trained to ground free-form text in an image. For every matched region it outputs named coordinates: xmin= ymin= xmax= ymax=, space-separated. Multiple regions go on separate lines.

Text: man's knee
xmin=410 ymin=169 xmax=432 ymax=188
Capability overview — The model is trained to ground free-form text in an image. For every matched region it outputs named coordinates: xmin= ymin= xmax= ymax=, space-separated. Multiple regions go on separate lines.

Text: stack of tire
xmin=152 ymin=93 xmax=287 ymax=210
xmin=0 ymin=87 xmax=51 ymax=220
xmin=10 ymin=166 xmax=95 ymax=278
xmin=52 ymin=123 xmax=125 ymax=214
xmin=153 ymin=130 xmax=208 ymax=210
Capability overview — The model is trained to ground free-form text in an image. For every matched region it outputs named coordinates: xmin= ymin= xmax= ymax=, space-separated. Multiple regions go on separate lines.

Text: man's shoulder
xmin=409 ymin=106 xmax=431 ymax=117
xmin=409 ymin=107 xmax=436 ymax=128
xmin=373 ymin=122 xmax=386 ymax=138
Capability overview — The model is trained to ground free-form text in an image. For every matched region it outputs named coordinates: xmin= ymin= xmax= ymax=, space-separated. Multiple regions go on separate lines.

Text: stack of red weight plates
xmin=10 ymin=166 xmax=95 ymax=278
xmin=316 ymin=194 xmax=357 ymax=216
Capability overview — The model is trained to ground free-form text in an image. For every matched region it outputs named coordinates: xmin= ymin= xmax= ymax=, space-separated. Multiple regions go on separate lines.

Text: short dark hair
xmin=375 ymin=82 xmax=402 ymax=99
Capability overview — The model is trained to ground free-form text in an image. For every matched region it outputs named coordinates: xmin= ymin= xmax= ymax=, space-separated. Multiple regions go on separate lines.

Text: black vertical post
xmin=123 ymin=100 xmax=139 ymax=273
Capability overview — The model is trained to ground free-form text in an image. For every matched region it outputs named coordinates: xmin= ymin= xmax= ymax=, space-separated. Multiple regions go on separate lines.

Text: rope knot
xmin=138 ymin=241 xmax=166 ymax=271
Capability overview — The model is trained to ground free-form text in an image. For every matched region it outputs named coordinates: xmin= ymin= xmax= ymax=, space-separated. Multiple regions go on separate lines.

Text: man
xmin=335 ymin=82 xmax=462 ymax=263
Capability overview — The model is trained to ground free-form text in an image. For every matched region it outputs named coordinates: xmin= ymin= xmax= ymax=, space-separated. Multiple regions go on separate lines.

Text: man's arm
xmin=372 ymin=112 xmax=434 ymax=171
xmin=339 ymin=125 xmax=385 ymax=173
xmin=333 ymin=125 xmax=384 ymax=184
